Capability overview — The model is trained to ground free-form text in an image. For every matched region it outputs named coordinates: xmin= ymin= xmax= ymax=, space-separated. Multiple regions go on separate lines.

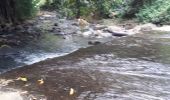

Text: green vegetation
xmin=110 ymin=0 xmax=170 ymax=24
xmin=43 ymin=0 xmax=117 ymax=18
xmin=0 ymin=0 xmax=170 ymax=24
xmin=136 ymin=0 xmax=170 ymax=24
xmin=15 ymin=0 xmax=46 ymax=20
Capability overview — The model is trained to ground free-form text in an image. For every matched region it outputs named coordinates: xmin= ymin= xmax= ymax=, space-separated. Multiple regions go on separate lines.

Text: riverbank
xmin=1 ymin=11 xmax=170 ymax=48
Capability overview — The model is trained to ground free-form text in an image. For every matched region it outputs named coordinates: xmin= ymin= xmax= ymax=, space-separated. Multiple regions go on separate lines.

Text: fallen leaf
xmin=69 ymin=88 xmax=75 ymax=96
xmin=16 ymin=77 xmax=28 ymax=82
xmin=37 ymin=79 xmax=44 ymax=85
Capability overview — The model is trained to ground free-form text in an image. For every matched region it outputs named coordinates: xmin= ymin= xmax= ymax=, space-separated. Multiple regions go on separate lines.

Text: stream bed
xmin=0 ymin=31 xmax=170 ymax=100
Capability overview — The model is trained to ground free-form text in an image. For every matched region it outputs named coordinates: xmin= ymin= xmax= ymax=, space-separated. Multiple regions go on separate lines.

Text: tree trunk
xmin=0 ymin=0 xmax=17 ymax=24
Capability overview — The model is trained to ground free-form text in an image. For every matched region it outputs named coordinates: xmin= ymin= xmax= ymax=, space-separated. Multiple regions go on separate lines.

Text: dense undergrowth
xmin=41 ymin=0 xmax=170 ymax=24
xmin=136 ymin=0 xmax=170 ymax=24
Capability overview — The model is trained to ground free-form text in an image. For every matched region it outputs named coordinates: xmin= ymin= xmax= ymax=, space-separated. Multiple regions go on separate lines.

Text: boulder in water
xmin=93 ymin=30 xmax=112 ymax=38
xmin=104 ymin=26 xmax=134 ymax=37
xmin=88 ymin=41 xmax=101 ymax=45
xmin=54 ymin=23 xmax=58 ymax=26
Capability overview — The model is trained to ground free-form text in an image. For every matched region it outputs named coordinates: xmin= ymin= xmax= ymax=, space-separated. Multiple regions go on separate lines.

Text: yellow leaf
xmin=16 ymin=77 xmax=28 ymax=82
xmin=37 ymin=79 xmax=44 ymax=85
xmin=69 ymin=88 xmax=75 ymax=96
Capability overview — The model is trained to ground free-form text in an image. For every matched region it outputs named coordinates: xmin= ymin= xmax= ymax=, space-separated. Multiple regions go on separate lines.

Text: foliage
xmin=110 ymin=0 xmax=170 ymax=24
xmin=43 ymin=0 xmax=117 ymax=18
xmin=111 ymin=0 xmax=145 ymax=18
xmin=136 ymin=0 xmax=170 ymax=24
xmin=15 ymin=0 xmax=45 ymax=20
xmin=8 ymin=0 xmax=170 ymax=24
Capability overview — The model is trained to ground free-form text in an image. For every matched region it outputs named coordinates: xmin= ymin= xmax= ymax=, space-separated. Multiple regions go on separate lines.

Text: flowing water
xmin=0 ymin=31 xmax=170 ymax=100
xmin=0 ymin=33 xmax=111 ymax=73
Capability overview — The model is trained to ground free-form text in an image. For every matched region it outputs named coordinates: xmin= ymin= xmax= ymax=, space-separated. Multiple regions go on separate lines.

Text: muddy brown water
xmin=0 ymin=32 xmax=170 ymax=100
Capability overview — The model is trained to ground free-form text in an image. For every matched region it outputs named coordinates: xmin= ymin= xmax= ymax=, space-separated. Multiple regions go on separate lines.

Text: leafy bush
xmin=110 ymin=0 xmax=130 ymax=17
xmin=136 ymin=0 xmax=170 ymax=24
xmin=112 ymin=0 xmax=146 ymax=18
xmin=43 ymin=0 xmax=117 ymax=18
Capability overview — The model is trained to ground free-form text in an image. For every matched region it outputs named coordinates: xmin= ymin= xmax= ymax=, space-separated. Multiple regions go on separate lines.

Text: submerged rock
xmin=54 ymin=23 xmax=58 ymax=26
xmin=88 ymin=41 xmax=101 ymax=45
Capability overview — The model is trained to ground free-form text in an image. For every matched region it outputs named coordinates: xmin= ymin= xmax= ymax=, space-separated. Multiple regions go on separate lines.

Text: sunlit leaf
xmin=37 ymin=79 xmax=44 ymax=85
xmin=69 ymin=88 xmax=75 ymax=96
xmin=16 ymin=77 xmax=28 ymax=82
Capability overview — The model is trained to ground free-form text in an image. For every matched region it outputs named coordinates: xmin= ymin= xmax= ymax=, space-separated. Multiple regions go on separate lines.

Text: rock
xmin=55 ymin=32 xmax=66 ymax=36
xmin=93 ymin=30 xmax=112 ymax=38
xmin=93 ymin=24 xmax=107 ymax=30
xmin=0 ymin=24 xmax=11 ymax=32
xmin=23 ymin=25 xmax=29 ymax=30
xmin=81 ymin=31 xmax=93 ymax=37
xmin=122 ymin=23 xmax=135 ymax=29
xmin=152 ymin=21 xmax=163 ymax=27
xmin=42 ymin=14 xmax=54 ymax=18
xmin=103 ymin=25 xmax=138 ymax=37
xmin=105 ymin=26 xmax=126 ymax=33
xmin=1 ymin=24 xmax=6 ymax=29
xmin=111 ymin=31 xmax=128 ymax=37
xmin=54 ymin=23 xmax=58 ymax=26
xmin=131 ymin=23 xmax=156 ymax=33
xmin=104 ymin=26 xmax=129 ymax=37
xmin=14 ymin=25 xmax=23 ymax=31
xmin=88 ymin=41 xmax=101 ymax=45
xmin=49 ymin=27 xmax=61 ymax=33
xmin=72 ymin=22 xmax=79 ymax=26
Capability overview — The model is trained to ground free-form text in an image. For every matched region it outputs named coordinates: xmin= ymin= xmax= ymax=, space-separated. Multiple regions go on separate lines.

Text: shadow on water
xmin=0 ymin=32 xmax=170 ymax=99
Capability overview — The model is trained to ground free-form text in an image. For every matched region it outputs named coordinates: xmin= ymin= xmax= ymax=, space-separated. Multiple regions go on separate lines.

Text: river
xmin=0 ymin=33 xmax=112 ymax=73
xmin=0 ymin=31 xmax=170 ymax=100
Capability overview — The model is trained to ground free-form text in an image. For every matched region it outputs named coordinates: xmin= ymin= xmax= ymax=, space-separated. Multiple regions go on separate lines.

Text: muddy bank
xmin=0 ymin=32 xmax=170 ymax=99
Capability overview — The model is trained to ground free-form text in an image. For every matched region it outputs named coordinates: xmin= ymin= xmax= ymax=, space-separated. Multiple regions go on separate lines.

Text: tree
xmin=0 ymin=0 xmax=17 ymax=24
xmin=0 ymin=0 xmax=42 ymax=24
